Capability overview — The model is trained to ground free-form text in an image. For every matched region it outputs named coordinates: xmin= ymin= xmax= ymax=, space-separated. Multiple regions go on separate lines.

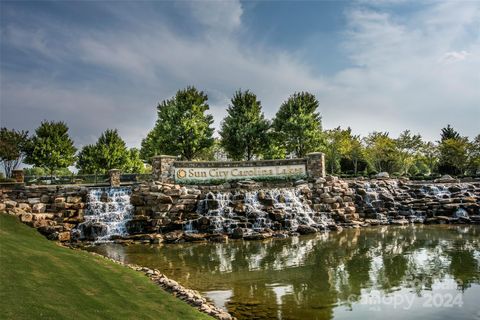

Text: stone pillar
xmin=109 ymin=169 xmax=121 ymax=187
xmin=306 ymin=152 xmax=325 ymax=179
xmin=12 ymin=169 xmax=25 ymax=183
xmin=152 ymin=155 xmax=177 ymax=182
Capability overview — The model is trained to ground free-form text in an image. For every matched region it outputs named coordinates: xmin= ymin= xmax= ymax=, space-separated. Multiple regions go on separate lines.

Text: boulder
xmin=296 ymin=225 xmax=317 ymax=234
xmin=4 ymin=200 xmax=17 ymax=209
xmin=231 ymin=227 xmax=245 ymax=239
xmin=58 ymin=231 xmax=71 ymax=242
xmin=374 ymin=172 xmax=390 ymax=179
xmin=32 ymin=203 xmax=46 ymax=213
xmin=434 ymin=175 xmax=458 ymax=183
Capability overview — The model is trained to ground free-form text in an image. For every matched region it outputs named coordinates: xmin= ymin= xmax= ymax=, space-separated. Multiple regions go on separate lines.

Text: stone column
xmin=152 ymin=155 xmax=177 ymax=182
xmin=109 ymin=169 xmax=121 ymax=187
xmin=306 ymin=152 xmax=325 ymax=179
xmin=12 ymin=169 xmax=25 ymax=183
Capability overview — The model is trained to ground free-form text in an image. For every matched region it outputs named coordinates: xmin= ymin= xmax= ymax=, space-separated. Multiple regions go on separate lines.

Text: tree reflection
xmin=88 ymin=225 xmax=480 ymax=320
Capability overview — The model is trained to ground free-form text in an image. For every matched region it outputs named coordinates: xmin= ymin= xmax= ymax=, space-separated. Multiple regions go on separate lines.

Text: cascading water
xmin=193 ymin=188 xmax=333 ymax=234
xmin=74 ymin=187 xmax=133 ymax=242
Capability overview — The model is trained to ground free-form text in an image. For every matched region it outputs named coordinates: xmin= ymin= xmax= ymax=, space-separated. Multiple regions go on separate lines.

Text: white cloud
xmin=182 ymin=0 xmax=243 ymax=32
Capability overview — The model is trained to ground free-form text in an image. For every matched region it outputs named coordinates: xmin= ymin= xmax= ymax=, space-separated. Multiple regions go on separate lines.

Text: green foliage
xmin=419 ymin=141 xmax=439 ymax=175
xmin=441 ymin=124 xmax=460 ymax=141
xmin=363 ymin=132 xmax=399 ymax=174
xmin=124 ymin=148 xmax=146 ymax=173
xmin=24 ymin=121 xmax=76 ymax=175
xmin=77 ymin=129 xmax=141 ymax=174
xmin=395 ymin=130 xmax=423 ymax=175
xmin=141 ymin=86 xmax=214 ymax=161
xmin=467 ymin=134 xmax=480 ymax=175
xmin=0 ymin=128 xmax=30 ymax=178
xmin=323 ymin=127 xmax=353 ymax=174
xmin=271 ymin=92 xmax=323 ymax=158
xmin=346 ymin=135 xmax=365 ymax=175
xmin=438 ymin=137 xmax=470 ymax=175
xmin=77 ymin=144 xmax=99 ymax=174
xmin=24 ymin=166 xmax=73 ymax=176
xmin=220 ymin=90 xmax=270 ymax=160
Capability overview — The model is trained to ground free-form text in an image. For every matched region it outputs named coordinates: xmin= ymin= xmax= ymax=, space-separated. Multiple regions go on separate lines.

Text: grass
xmin=0 ymin=214 xmax=212 ymax=320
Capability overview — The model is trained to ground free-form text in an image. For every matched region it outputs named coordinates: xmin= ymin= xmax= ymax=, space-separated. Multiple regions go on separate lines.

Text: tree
xmin=438 ymin=137 xmax=470 ymax=175
xmin=271 ymin=92 xmax=323 ymax=158
xmin=467 ymin=134 xmax=480 ymax=175
xmin=440 ymin=124 xmax=460 ymax=141
xmin=219 ymin=90 xmax=270 ymax=161
xmin=395 ymin=130 xmax=423 ymax=175
xmin=95 ymin=129 xmax=128 ymax=173
xmin=124 ymin=148 xmax=146 ymax=173
xmin=77 ymin=144 xmax=100 ymax=174
xmin=25 ymin=121 xmax=76 ymax=176
xmin=0 ymin=128 xmax=29 ymax=177
xmin=363 ymin=132 xmax=399 ymax=174
xmin=141 ymin=87 xmax=215 ymax=161
xmin=323 ymin=127 xmax=352 ymax=174
xmin=419 ymin=141 xmax=439 ymax=175
xmin=346 ymin=135 xmax=365 ymax=175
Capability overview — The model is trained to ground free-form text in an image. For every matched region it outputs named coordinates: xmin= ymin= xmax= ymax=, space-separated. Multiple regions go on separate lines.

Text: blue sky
xmin=1 ymin=0 xmax=479 ymax=148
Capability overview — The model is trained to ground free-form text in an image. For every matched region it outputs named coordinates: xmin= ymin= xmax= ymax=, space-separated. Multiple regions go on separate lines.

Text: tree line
xmin=1 ymin=86 xmax=479 ymax=178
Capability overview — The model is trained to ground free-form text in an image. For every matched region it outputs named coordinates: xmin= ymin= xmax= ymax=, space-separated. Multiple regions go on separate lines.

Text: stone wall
xmin=0 ymin=185 xmax=87 ymax=241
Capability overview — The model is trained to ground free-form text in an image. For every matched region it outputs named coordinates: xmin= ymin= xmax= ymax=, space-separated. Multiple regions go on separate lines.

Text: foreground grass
xmin=0 ymin=214 xmax=212 ymax=320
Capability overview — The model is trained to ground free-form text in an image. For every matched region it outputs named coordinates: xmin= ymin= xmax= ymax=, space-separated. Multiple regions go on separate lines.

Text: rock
xmin=32 ymin=203 xmax=46 ymax=213
xmin=27 ymin=198 xmax=41 ymax=205
xmin=208 ymin=234 xmax=228 ymax=242
xmin=296 ymin=225 xmax=317 ymax=234
xmin=163 ymin=231 xmax=184 ymax=243
xmin=126 ymin=219 xmax=149 ymax=234
xmin=58 ymin=231 xmax=71 ymax=242
xmin=0 ymin=203 xmax=5 ymax=212
xmin=183 ymin=233 xmax=207 ymax=242
xmin=231 ymin=227 xmax=245 ymax=239
xmin=4 ymin=200 xmax=17 ymax=209
xmin=20 ymin=213 xmax=33 ymax=223
xmin=434 ymin=175 xmax=458 ymax=183
xmin=244 ymin=232 xmax=271 ymax=241
xmin=66 ymin=196 xmax=82 ymax=204
xmin=374 ymin=172 xmax=390 ymax=179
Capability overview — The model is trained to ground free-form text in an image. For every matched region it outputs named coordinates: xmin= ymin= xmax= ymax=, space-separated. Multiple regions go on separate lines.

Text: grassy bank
xmin=0 ymin=214 xmax=211 ymax=320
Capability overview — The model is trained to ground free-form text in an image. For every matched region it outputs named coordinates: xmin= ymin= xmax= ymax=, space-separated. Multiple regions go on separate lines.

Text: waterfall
xmin=74 ymin=187 xmax=133 ymax=242
xmin=194 ymin=188 xmax=332 ymax=234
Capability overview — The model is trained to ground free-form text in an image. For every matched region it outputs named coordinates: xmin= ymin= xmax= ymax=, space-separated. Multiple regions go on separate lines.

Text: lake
xmin=88 ymin=225 xmax=480 ymax=320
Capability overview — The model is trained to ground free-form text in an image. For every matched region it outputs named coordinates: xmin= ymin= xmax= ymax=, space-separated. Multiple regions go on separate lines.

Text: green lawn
xmin=0 ymin=214 xmax=212 ymax=320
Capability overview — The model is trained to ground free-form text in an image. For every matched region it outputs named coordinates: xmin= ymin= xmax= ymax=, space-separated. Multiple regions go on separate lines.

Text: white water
xmin=195 ymin=188 xmax=333 ymax=233
xmin=75 ymin=187 xmax=133 ymax=241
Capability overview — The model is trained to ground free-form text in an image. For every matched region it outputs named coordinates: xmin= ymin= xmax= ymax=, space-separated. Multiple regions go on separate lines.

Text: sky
xmin=1 ymin=0 xmax=479 ymax=149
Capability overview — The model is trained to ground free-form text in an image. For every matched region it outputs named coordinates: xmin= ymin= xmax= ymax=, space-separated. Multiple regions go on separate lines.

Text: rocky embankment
xmin=0 ymin=185 xmax=87 ymax=242
xmin=1 ymin=176 xmax=479 ymax=245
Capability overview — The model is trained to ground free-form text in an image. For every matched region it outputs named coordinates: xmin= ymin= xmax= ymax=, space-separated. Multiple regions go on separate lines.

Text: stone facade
xmin=152 ymin=155 xmax=177 ymax=182
xmin=109 ymin=169 xmax=121 ymax=187
xmin=306 ymin=152 xmax=325 ymax=179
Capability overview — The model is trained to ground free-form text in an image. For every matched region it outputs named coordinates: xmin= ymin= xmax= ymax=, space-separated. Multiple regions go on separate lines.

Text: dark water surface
xmin=88 ymin=225 xmax=480 ymax=320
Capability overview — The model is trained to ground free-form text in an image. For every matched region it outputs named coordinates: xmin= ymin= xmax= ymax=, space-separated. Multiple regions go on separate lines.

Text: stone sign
xmin=174 ymin=164 xmax=306 ymax=182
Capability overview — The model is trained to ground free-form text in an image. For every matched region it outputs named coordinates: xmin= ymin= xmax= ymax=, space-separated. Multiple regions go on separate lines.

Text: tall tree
xmin=420 ymin=141 xmax=439 ymax=175
xmin=363 ymin=132 xmax=399 ymax=174
xmin=440 ymin=124 xmax=460 ymax=141
xmin=271 ymin=92 xmax=323 ymax=157
xmin=438 ymin=137 xmax=470 ymax=175
xmin=219 ymin=90 xmax=270 ymax=160
xmin=77 ymin=144 xmax=100 ymax=174
xmin=141 ymin=86 xmax=214 ymax=161
xmin=95 ymin=129 xmax=129 ymax=172
xmin=323 ymin=127 xmax=352 ymax=174
xmin=467 ymin=134 xmax=480 ymax=175
xmin=25 ymin=121 xmax=76 ymax=175
xmin=395 ymin=130 xmax=423 ymax=175
xmin=0 ymin=128 xmax=29 ymax=178
xmin=346 ymin=134 xmax=365 ymax=175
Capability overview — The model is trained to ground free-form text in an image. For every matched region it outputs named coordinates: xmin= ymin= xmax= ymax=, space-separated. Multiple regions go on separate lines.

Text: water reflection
xmin=88 ymin=225 xmax=480 ymax=320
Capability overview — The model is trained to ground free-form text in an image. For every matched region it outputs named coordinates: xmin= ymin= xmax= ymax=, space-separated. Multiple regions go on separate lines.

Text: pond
xmin=88 ymin=225 xmax=480 ymax=320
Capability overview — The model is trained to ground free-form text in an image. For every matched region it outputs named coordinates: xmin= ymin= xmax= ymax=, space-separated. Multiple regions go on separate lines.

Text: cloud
xmin=1 ymin=0 xmax=479 ymax=152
